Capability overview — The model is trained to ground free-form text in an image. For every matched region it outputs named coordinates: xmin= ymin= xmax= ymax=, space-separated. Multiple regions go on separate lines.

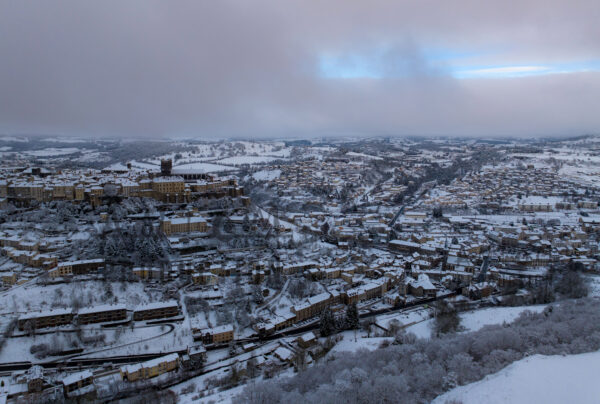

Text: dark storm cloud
xmin=0 ymin=0 xmax=599 ymax=138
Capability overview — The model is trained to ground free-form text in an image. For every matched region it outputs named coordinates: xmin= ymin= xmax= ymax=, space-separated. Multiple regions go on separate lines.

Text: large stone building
xmin=160 ymin=215 xmax=209 ymax=235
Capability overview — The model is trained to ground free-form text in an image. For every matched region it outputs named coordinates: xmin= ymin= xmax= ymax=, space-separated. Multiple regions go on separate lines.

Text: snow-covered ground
xmin=41 ymin=137 xmax=88 ymax=143
xmin=584 ymin=274 xmax=600 ymax=297
xmin=346 ymin=151 xmax=383 ymax=160
xmin=375 ymin=308 xmax=430 ymax=332
xmin=0 ymin=325 xmax=169 ymax=363
xmin=0 ymin=136 xmax=29 ymax=142
xmin=559 ymin=164 xmax=600 ymax=186
xmin=24 ymin=147 xmax=85 ymax=157
xmin=179 ymin=383 xmax=246 ymax=404
xmin=404 ymin=319 xmax=434 ymax=339
xmin=215 ymin=156 xmax=281 ymax=165
xmin=173 ymin=162 xmax=236 ymax=173
xmin=512 ymin=149 xmax=600 ymax=164
xmin=251 ymin=169 xmax=282 ymax=181
xmin=76 ymin=151 xmax=110 ymax=163
xmin=328 ymin=334 xmax=393 ymax=356
xmin=129 ymin=160 xmax=160 ymax=171
xmin=173 ymin=340 xmax=284 ymax=403
xmin=404 ymin=305 xmax=547 ymax=339
xmin=458 ymin=305 xmax=547 ymax=332
xmin=150 ymin=141 xmax=292 ymax=167
xmin=433 ymin=350 xmax=600 ymax=404
xmin=0 ymin=281 xmax=161 ymax=317
xmin=77 ymin=324 xmax=192 ymax=358
xmin=461 ymin=212 xmax=583 ymax=227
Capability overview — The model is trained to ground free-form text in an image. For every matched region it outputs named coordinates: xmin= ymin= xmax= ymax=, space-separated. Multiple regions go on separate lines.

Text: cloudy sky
xmin=1 ymin=0 xmax=599 ymax=139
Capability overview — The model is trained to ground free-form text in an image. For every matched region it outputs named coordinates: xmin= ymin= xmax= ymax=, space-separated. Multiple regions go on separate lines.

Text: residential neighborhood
xmin=0 ymin=135 xmax=599 ymax=402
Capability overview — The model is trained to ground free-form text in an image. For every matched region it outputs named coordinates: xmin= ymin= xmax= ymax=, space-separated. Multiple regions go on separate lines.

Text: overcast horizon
xmin=1 ymin=1 xmax=599 ymax=139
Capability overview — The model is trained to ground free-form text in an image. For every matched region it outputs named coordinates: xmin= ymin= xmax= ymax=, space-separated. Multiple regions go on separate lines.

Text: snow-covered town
xmin=2 ymin=2 xmax=600 ymax=402
xmin=0 ymin=135 xmax=599 ymax=402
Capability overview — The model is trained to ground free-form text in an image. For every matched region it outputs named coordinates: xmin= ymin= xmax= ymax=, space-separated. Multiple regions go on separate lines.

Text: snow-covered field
xmin=513 ymin=150 xmax=600 ymax=164
xmin=150 ymin=141 xmax=292 ymax=167
xmin=180 ymin=383 xmax=246 ymax=404
xmin=24 ymin=147 xmax=84 ymax=157
xmin=328 ymin=334 xmax=393 ymax=355
xmin=404 ymin=319 xmax=434 ymax=339
xmin=375 ymin=308 xmax=430 ymax=332
xmin=325 ymin=305 xmax=548 ymax=355
xmin=76 ymin=151 xmax=110 ymax=163
xmin=0 ymin=325 xmax=169 ymax=363
xmin=404 ymin=305 xmax=547 ymax=339
xmin=346 ymin=151 xmax=383 ymax=160
xmin=559 ymin=164 xmax=600 ymax=186
xmin=215 ymin=156 xmax=281 ymax=165
xmin=41 ymin=137 xmax=88 ymax=143
xmin=77 ymin=324 xmax=192 ymax=358
xmin=129 ymin=160 xmax=160 ymax=171
xmin=251 ymin=169 xmax=282 ymax=181
xmin=173 ymin=162 xmax=236 ymax=173
xmin=0 ymin=136 xmax=28 ymax=142
xmin=433 ymin=350 xmax=600 ymax=404
xmin=458 ymin=305 xmax=547 ymax=332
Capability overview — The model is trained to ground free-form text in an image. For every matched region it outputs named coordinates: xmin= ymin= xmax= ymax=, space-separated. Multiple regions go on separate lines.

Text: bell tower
xmin=161 ymin=159 xmax=173 ymax=176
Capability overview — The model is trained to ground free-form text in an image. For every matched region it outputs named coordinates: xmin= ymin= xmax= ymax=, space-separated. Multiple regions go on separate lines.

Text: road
xmin=388 ymin=204 xmax=406 ymax=227
xmin=0 ymin=350 xmax=186 ymax=373
xmin=0 ymin=323 xmax=177 ymax=373
xmin=255 ymin=291 xmax=458 ymax=342
xmin=0 ymin=290 xmax=466 ymax=404
xmin=62 ymin=323 xmax=176 ymax=361
xmin=255 ymin=278 xmax=290 ymax=314
xmin=476 ymin=256 xmax=490 ymax=283
xmin=0 ymin=289 xmax=458 ymax=374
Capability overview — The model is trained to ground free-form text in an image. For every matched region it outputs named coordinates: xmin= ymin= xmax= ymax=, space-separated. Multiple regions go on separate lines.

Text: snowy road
xmin=46 ymin=323 xmax=176 ymax=363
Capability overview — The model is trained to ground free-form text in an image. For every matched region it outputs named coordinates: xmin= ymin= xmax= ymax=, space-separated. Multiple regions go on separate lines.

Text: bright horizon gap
xmin=319 ymin=53 xmax=600 ymax=79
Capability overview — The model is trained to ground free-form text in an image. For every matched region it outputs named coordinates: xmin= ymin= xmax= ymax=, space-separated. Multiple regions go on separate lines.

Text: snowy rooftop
xmin=134 ymin=300 xmax=179 ymax=312
xmin=62 ymin=370 xmax=93 ymax=386
xmin=390 ymin=240 xmax=421 ymax=248
xmin=205 ymin=324 xmax=234 ymax=335
xmin=57 ymin=258 xmax=104 ymax=268
xmin=307 ymin=292 xmax=331 ymax=305
xmin=410 ymin=274 xmax=436 ymax=290
xmin=19 ymin=308 xmax=73 ymax=321
xmin=122 ymin=353 xmax=179 ymax=374
xmin=78 ymin=304 xmax=126 ymax=315
xmin=165 ymin=216 xmax=207 ymax=225
xmin=299 ymin=331 xmax=316 ymax=342
xmin=152 ymin=176 xmax=184 ymax=183
xmin=273 ymin=346 xmax=293 ymax=361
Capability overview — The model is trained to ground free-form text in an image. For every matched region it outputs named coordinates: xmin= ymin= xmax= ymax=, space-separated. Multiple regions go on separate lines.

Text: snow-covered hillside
xmin=433 ymin=350 xmax=600 ymax=404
